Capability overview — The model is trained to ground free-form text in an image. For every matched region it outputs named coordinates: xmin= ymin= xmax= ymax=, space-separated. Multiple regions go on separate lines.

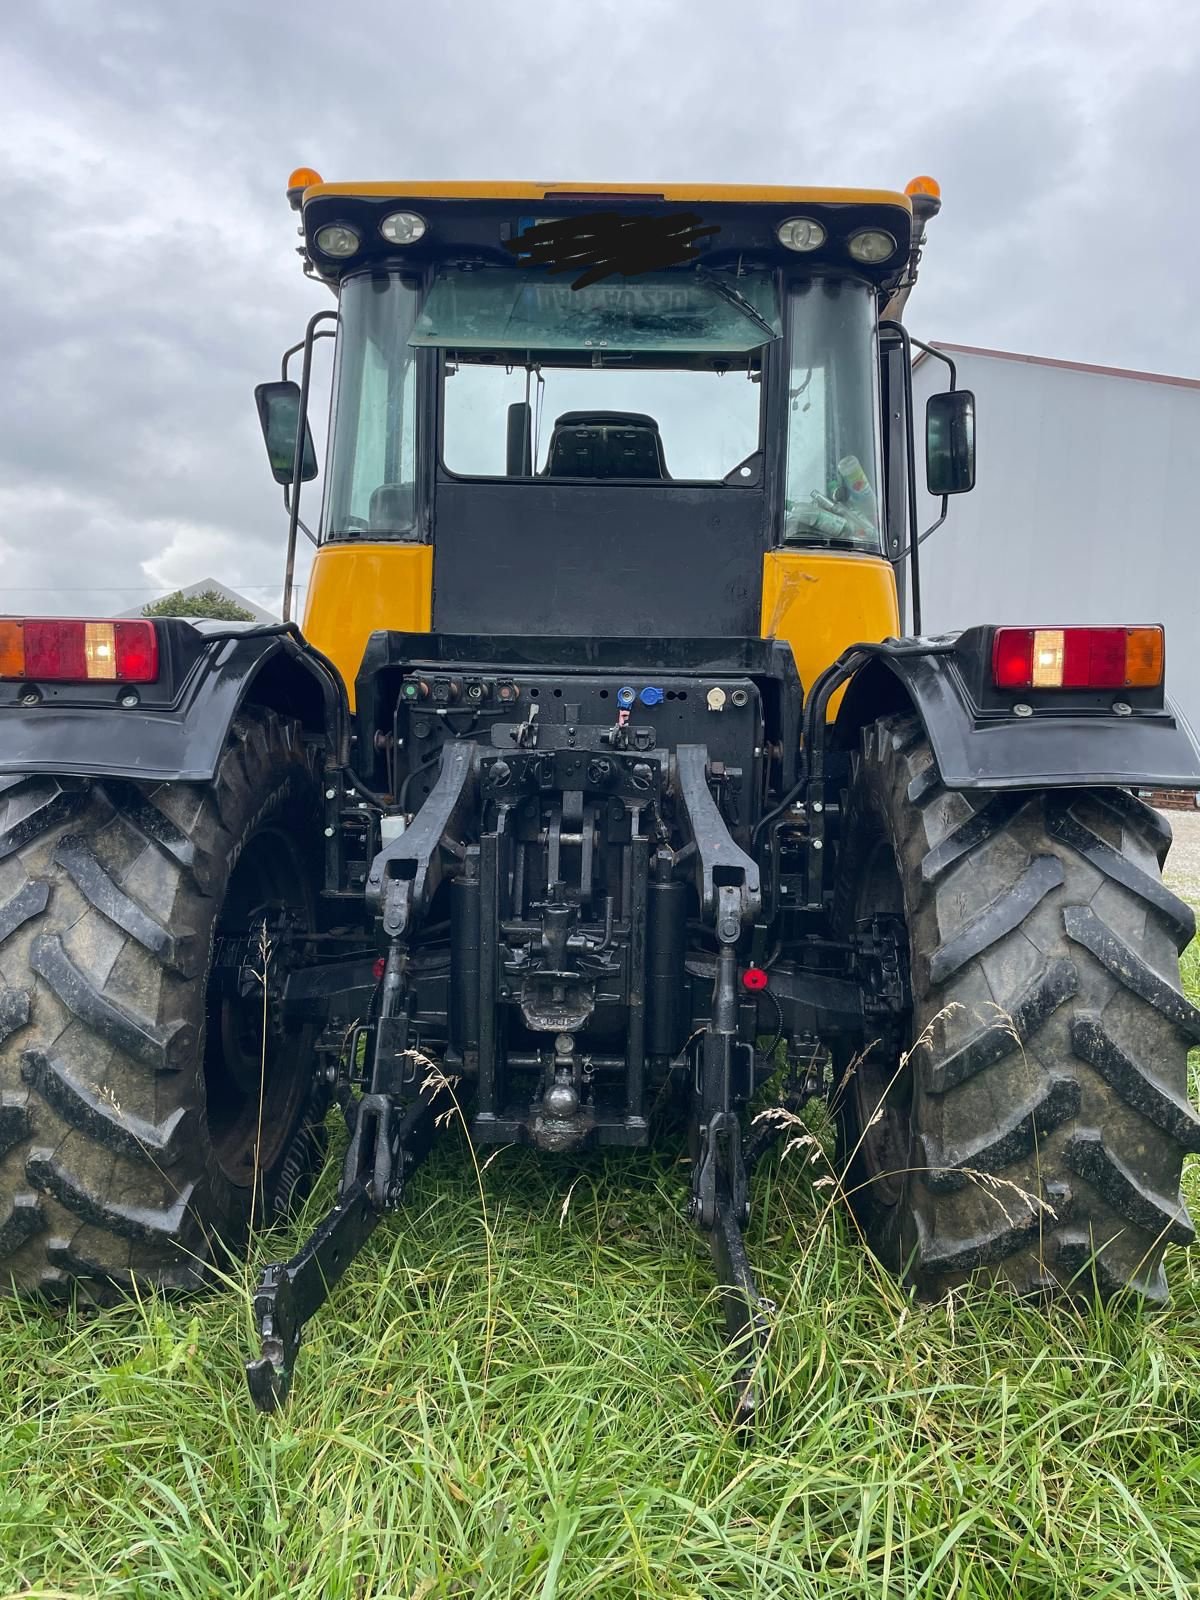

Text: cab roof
xmin=303 ymin=180 xmax=913 ymax=208
xmin=295 ymin=179 xmax=917 ymax=290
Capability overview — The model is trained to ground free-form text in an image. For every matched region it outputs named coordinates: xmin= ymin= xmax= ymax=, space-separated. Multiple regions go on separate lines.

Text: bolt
xmin=19 ymin=691 xmax=39 ymax=707
xmin=325 ymin=788 xmax=336 ymax=799
xmin=324 ymin=826 xmax=335 ymax=837
xmin=811 ymin=838 xmax=823 ymax=851
xmin=120 ymin=691 xmax=139 ymax=708
xmin=1113 ymin=701 xmax=1132 ymax=717
xmin=811 ymin=801 xmax=824 ymax=814
xmin=1013 ymin=703 xmax=1033 ymax=718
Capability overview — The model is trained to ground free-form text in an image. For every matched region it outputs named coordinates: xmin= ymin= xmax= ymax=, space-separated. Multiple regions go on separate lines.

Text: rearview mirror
xmin=926 ymin=389 xmax=975 ymax=496
xmin=255 ymin=380 xmax=318 ymax=485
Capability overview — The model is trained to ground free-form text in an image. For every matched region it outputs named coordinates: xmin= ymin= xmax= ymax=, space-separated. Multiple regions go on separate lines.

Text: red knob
xmin=742 ymin=967 xmax=769 ymax=992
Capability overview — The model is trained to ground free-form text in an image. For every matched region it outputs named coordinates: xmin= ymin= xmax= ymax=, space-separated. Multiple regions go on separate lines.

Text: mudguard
xmin=0 ymin=620 xmax=348 ymax=782
xmin=834 ymin=629 xmax=1200 ymax=791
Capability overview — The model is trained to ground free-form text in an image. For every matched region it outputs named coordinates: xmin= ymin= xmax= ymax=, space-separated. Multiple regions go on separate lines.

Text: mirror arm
xmin=884 ymin=328 xmax=957 ymax=584
xmin=879 ymin=320 xmax=922 ymax=633
xmin=280 ymin=339 xmax=305 ymax=382
xmin=280 ymin=330 xmax=335 ymax=553
xmin=283 ymin=312 xmax=338 ymax=623
xmin=908 ymin=335 xmax=958 ymax=393
xmin=281 ymin=494 xmax=319 ymax=547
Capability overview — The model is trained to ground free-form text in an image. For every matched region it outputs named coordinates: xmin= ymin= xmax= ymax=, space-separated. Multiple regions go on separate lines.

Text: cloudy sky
xmin=2 ymin=0 xmax=1197 ymax=618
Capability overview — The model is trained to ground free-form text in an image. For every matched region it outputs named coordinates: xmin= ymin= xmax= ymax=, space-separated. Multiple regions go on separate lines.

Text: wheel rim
xmin=204 ymin=827 xmax=312 ymax=1186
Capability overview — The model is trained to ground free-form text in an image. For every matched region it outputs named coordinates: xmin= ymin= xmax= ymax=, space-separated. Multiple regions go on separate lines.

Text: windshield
xmin=784 ymin=279 xmax=882 ymax=551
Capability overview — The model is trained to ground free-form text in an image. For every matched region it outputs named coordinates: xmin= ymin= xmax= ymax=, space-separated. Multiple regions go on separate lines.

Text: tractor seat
xmin=544 ymin=411 xmax=669 ymax=480
xmin=368 ymin=482 xmax=416 ymax=533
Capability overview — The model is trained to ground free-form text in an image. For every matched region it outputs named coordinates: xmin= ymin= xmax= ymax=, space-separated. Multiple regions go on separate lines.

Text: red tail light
xmin=0 ymin=619 xmax=159 ymax=683
xmin=992 ymin=626 xmax=1163 ymax=691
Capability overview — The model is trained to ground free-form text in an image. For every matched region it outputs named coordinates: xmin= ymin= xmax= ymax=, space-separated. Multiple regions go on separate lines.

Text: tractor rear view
xmin=1 ymin=172 xmax=1198 ymax=1416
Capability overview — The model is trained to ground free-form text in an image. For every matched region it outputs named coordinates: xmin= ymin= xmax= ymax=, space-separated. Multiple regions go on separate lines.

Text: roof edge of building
xmin=915 ymin=341 xmax=1200 ymax=392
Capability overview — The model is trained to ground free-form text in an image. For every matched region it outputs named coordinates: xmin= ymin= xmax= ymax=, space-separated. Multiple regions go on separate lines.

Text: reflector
xmin=114 ymin=621 xmax=159 ymax=680
xmin=992 ymin=628 xmax=1033 ymax=689
xmin=25 ymin=621 xmax=86 ymax=680
xmin=0 ymin=621 xmax=23 ymax=678
xmin=1124 ymin=628 xmax=1164 ymax=687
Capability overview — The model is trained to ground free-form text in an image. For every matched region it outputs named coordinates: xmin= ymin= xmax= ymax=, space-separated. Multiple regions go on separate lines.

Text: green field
xmin=3 ymin=952 xmax=1198 ymax=1598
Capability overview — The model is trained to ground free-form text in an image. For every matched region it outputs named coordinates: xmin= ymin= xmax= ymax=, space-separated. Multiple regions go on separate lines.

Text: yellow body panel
xmin=761 ymin=550 xmax=900 ymax=715
xmin=303 ymin=180 xmax=912 ymax=212
xmin=302 ymin=543 xmax=898 ymax=715
xmin=302 ymin=543 xmax=433 ymax=706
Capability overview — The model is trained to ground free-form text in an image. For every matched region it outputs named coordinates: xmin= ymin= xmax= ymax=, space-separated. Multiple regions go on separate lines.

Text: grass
xmin=1 ymin=952 xmax=1198 ymax=1597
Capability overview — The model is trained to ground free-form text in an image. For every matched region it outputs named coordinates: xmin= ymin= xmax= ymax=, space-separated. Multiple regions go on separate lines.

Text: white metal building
xmin=910 ymin=343 xmax=1200 ymax=747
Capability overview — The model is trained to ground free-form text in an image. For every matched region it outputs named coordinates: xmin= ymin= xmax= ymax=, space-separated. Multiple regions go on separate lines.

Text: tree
xmin=142 ymin=589 xmax=256 ymax=622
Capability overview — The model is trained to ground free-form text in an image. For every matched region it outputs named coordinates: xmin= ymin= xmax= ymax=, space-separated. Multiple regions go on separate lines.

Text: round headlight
xmin=777 ymin=217 xmax=826 ymax=252
xmin=380 ymin=210 xmax=427 ymax=245
xmin=314 ymin=223 xmax=361 ymax=259
xmin=847 ymin=228 xmax=897 ymax=264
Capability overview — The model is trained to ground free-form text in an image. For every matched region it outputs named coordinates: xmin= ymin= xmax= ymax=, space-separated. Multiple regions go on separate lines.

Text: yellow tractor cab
xmin=280 ymin=177 xmax=941 ymax=710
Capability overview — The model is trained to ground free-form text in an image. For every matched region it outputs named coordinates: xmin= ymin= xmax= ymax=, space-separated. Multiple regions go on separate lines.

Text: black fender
xmin=0 ymin=621 xmax=349 ymax=782
xmin=833 ymin=629 xmax=1200 ymax=791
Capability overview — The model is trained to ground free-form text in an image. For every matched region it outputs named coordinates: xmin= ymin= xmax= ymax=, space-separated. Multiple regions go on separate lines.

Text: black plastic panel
xmin=836 ymin=638 xmax=1200 ymax=791
xmin=0 ymin=627 xmax=347 ymax=782
xmin=432 ymin=481 xmax=764 ymax=638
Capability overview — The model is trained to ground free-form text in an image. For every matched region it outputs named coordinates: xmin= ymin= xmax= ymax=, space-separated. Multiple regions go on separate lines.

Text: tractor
xmin=2 ymin=172 xmax=1198 ymax=1416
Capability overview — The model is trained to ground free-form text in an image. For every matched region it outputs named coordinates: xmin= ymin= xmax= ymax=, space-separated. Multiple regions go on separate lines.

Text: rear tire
xmin=0 ymin=708 xmax=327 ymax=1302
xmin=837 ymin=714 xmax=1200 ymax=1301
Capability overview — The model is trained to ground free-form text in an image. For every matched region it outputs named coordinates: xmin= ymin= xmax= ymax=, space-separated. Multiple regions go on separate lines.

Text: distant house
xmin=119 ymin=579 xmax=279 ymax=625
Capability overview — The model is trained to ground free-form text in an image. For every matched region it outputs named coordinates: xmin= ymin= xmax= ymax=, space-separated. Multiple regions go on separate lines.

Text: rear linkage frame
xmin=246 ymin=736 xmax=868 ymax=1420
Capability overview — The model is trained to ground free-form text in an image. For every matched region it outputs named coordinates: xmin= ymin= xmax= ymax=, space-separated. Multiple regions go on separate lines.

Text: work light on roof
xmin=379 ymin=210 xmax=427 ymax=245
xmin=847 ymin=228 xmax=897 ymax=264
xmin=314 ymin=223 xmax=361 ymax=259
xmin=776 ymin=217 xmax=826 ymax=252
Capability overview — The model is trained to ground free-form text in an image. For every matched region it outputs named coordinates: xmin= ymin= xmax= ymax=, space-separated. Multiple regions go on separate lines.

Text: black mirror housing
xmin=255 ymin=380 xmax=318 ymax=486
xmin=926 ymin=389 xmax=975 ymax=496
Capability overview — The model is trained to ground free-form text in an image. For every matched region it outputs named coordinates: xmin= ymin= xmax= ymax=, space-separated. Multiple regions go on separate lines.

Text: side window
xmin=345 ymin=337 xmax=389 ymax=524
xmin=783 ymin=281 xmax=882 ymax=550
xmin=324 ymin=275 xmax=420 ymax=540
xmin=785 ymin=365 xmax=829 ymax=520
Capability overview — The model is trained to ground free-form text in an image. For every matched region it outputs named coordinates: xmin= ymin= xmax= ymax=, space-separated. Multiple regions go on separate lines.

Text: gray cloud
xmin=1 ymin=0 xmax=1197 ymax=614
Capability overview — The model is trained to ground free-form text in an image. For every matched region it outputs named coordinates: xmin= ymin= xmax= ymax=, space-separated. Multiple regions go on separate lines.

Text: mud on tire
xmin=838 ymin=714 xmax=1200 ymax=1301
xmin=0 ymin=708 xmax=327 ymax=1302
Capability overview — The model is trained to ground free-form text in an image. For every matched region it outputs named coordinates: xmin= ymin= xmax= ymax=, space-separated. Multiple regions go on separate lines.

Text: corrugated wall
xmin=910 ymin=346 xmax=1200 ymax=745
